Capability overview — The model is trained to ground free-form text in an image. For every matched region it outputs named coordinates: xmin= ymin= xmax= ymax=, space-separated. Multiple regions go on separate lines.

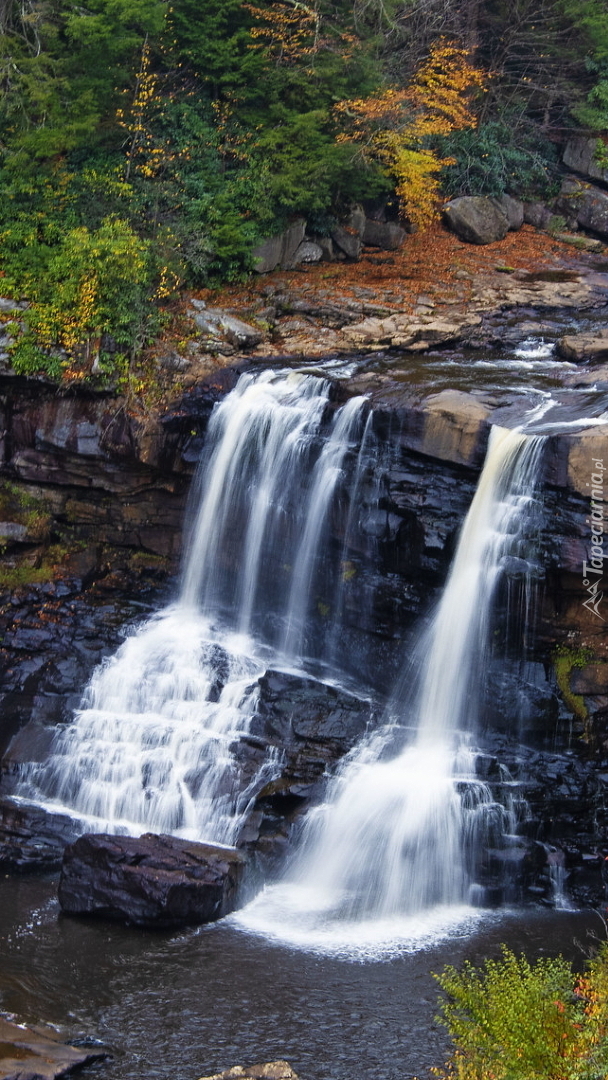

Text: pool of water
xmin=0 ymin=874 xmax=603 ymax=1080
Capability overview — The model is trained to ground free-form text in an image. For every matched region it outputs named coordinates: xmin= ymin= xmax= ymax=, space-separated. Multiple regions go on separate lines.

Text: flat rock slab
xmin=0 ymin=1016 xmax=105 ymax=1080
xmin=58 ymin=833 xmax=245 ymax=927
xmin=198 ymin=1063 xmax=300 ymax=1080
xmin=557 ymin=330 xmax=608 ymax=363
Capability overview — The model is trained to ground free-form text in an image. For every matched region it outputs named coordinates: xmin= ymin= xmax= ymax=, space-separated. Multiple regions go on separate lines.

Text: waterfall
xmin=237 ymin=426 xmax=545 ymax=947
xmin=14 ymin=371 xmax=368 ymax=844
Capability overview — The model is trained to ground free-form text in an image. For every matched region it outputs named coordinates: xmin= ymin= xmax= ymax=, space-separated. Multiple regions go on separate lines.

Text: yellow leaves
xmin=334 ymin=39 xmax=486 ymax=228
xmin=243 ymin=1 xmax=320 ymax=64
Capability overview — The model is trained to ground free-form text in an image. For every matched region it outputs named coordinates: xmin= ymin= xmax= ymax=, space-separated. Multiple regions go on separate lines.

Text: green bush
xmin=7 ymin=217 xmax=156 ymax=378
xmin=431 ymin=943 xmax=608 ymax=1080
xmin=438 ymin=120 xmax=559 ymax=201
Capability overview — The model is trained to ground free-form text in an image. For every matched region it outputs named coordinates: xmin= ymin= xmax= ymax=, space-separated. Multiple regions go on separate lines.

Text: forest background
xmin=1 ymin=0 xmax=607 ymax=377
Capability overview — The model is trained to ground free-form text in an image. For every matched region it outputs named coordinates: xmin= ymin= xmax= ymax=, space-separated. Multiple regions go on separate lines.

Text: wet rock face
xmin=0 ymin=796 xmax=80 ymax=871
xmin=0 ymin=1015 xmax=106 ymax=1080
xmin=253 ymin=669 xmax=377 ymax=792
xmin=58 ymin=832 xmax=245 ymax=927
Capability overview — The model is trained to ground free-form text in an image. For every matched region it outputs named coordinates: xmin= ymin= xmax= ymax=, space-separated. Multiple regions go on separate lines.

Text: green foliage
xmin=439 ymin=119 xmax=559 ymax=200
xmin=433 ymin=943 xmax=608 ymax=1080
xmin=7 ymin=216 xmax=157 ymax=378
xmin=2 ymin=0 xmax=608 ymax=378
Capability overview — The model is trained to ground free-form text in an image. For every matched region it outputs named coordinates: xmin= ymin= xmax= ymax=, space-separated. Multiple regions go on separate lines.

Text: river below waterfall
xmin=0 ymin=873 xmax=603 ymax=1080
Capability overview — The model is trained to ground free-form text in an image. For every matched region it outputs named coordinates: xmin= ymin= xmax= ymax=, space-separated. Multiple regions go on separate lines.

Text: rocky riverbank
xmin=167 ymin=222 xmax=608 ymax=371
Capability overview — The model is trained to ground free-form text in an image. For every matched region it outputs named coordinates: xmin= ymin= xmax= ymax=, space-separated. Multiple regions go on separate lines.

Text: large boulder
xmin=330 ymin=224 xmax=362 ymax=260
xmin=555 ymin=178 xmax=608 ymax=241
xmin=443 ymin=196 xmax=510 ymax=244
xmin=58 ymin=833 xmax=245 ymax=927
xmin=293 ymin=240 xmax=323 ymax=265
xmin=191 ymin=307 xmax=263 ymax=350
xmin=362 ymin=219 xmax=407 ymax=250
xmin=252 ymin=221 xmax=306 ymax=273
xmin=563 ymin=136 xmax=608 ymax=188
xmin=493 ymin=194 xmax=524 ymax=231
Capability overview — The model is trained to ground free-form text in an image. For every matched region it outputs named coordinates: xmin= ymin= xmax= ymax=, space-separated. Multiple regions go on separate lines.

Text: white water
xmin=237 ymin=426 xmax=545 ymax=948
xmin=15 ymin=371 xmax=368 ymax=843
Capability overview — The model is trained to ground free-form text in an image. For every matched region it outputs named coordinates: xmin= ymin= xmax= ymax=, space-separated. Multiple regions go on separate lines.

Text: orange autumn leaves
xmin=335 ymin=40 xmax=487 ymax=228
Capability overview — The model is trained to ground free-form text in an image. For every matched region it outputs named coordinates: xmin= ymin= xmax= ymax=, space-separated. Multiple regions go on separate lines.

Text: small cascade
xmin=14 ymin=371 xmax=370 ymax=842
xmin=239 ymin=426 xmax=546 ymax=945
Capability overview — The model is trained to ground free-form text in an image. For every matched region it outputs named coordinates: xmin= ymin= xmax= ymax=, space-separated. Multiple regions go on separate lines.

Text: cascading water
xmin=238 ymin=426 xmax=545 ymax=949
xmin=13 ymin=370 xmax=369 ymax=844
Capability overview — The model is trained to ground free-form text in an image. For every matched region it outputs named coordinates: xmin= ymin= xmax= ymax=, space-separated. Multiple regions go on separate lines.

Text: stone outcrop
xmin=420 ymin=390 xmax=492 ymax=468
xmin=343 ymin=311 xmax=482 ymax=350
xmin=58 ymin=832 xmax=245 ymax=927
xmin=563 ymin=136 xmax=608 ymax=188
xmin=443 ymin=196 xmax=511 ymax=244
xmin=330 ymin=224 xmax=362 ymax=260
xmin=252 ymin=221 xmax=306 ymax=273
xmin=555 ymin=177 xmax=608 ymax=241
xmin=0 ymin=1016 xmax=106 ymax=1080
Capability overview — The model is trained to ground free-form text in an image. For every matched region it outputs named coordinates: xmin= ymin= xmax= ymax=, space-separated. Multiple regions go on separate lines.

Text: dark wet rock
xmin=0 ymin=1015 xmax=106 ymax=1080
xmin=0 ymin=796 xmax=80 ymax=871
xmin=253 ymin=669 xmax=377 ymax=792
xmin=197 ymin=1062 xmax=300 ymax=1080
xmin=362 ymin=219 xmax=407 ymax=250
xmin=443 ymin=196 xmax=509 ymax=244
xmin=58 ymin=832 xmax=245 ymax=927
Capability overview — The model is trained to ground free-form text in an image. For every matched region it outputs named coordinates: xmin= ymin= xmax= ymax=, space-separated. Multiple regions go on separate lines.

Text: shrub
xmin=438 ymin=119 xmax=559 ymax=201
xmin=8 ymin=217 xmax=157 ymax=378
xmin=431 ymin=943 xmax=608 ymax=1080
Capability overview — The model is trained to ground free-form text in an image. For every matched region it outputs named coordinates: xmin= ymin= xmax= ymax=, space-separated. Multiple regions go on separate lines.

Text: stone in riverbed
xmin=0 ymin=1015 xmax=106 ymax=1080
xmin=58 ymin=832 xmax=245 ymax=927
xmin=0 ymin=796 xmax=79 ymax=871
xmin=198 ymin=1062 xmax=300 ymax=1080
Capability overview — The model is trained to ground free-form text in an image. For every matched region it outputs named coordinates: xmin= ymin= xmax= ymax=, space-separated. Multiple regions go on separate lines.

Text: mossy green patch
xmin=553 ymin=645 xmax=595 ymax=737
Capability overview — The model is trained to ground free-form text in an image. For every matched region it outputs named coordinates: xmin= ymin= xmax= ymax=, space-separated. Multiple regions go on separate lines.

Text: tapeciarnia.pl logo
xmin=582 ymin=458 xmax=605 ymax=621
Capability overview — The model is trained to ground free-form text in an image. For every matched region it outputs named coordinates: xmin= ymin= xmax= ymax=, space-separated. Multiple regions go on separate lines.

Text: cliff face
xmin=0 ymin=366 xmax=605 ymax=737
xmin=0 ymin=362 xmax=606 ymax=906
